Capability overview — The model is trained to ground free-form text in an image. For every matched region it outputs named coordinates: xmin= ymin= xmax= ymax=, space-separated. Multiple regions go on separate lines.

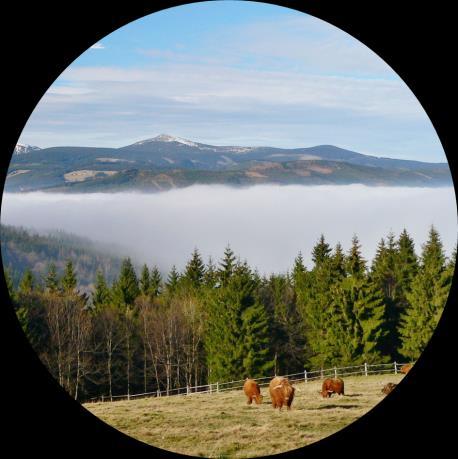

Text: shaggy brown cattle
xmin=381 ymin=382 xmax=397 ymax=394
xmin=269 ymin=377 xmax=295 ymax=410
xmin=400 ymin=364 xmax=412 ymax=374
xmin=243 ymin=379 xmax=263 ymax=405
xmin=320 ymin=378 xmax=345 ymax=398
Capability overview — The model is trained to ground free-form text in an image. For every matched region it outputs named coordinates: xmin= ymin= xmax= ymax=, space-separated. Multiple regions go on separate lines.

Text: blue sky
xmin=19 ymin=0 xmax=446 ymax=162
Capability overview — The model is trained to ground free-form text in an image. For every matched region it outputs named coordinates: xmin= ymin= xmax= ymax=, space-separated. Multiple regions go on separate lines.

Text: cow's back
xmin=244 ymin=379 xmax=260 ymax=397
xmin=333 ymin=378 xmax=344 ymax=395
xmin=269 ymin=377 xmax=283 ymax=404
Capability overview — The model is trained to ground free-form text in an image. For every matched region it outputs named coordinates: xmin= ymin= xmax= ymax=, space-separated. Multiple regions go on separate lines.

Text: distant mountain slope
xmin=5 ymin=135 xmax=452 ymax=191
xmin=0 ymin=225 xmax=127 ymax=292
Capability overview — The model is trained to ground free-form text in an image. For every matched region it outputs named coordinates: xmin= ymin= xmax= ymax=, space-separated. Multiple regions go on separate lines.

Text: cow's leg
xmin=247 ymin=397 xmax=252 ymax=405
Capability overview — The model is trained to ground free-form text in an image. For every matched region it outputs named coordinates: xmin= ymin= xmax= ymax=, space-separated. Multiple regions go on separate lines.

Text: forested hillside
xmin=4 ymin=226 xmax=455 ymax=402
xmin=5 ymin=136 xmax=452 ymax=191
xmin=1 ymin=225 xmax=126 ymax=291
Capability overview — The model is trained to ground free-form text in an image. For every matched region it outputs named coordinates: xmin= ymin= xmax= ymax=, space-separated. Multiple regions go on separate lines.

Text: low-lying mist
xmin=1 ymin=185 xmax=456 ymax=275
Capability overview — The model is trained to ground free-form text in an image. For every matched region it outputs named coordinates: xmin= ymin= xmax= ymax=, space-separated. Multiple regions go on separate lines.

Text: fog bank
xmin=1 ymin=185 xmax=456 ymax=275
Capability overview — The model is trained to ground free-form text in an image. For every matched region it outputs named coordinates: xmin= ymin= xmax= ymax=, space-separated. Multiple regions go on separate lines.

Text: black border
xmin=1 ymin=1 xmax=456 ymax=457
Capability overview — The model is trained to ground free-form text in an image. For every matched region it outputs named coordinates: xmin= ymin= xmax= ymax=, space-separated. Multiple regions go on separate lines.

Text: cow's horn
xmin=274 ymin=385 xmax=282 ymax=390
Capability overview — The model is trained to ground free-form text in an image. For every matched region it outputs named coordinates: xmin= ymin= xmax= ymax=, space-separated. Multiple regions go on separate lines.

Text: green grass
xmin=84 ymin=374 xmax=404 ymax=458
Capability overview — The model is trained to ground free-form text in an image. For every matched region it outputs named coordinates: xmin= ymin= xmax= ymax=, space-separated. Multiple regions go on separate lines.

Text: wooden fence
xmin=89 ymin=361 xmax=408 ymax=403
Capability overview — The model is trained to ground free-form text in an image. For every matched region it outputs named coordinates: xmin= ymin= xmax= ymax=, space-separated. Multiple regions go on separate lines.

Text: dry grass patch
xmin=85 ymin=374 xmax=404 ymax=458
xmin=64 ymin=170 xmax=118 ymax=182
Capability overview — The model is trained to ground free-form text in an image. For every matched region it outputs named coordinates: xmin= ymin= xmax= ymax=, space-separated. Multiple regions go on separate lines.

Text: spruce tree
xmin=422 ymin=226 xmax=446 ymax=275
xmin=45 ymin=263 xmax=59 ymax=293
xmin=292 ymin=252 xmax=307 ymax=287
xmin=331 ymin=242 xmax=346 ymax=279
xmin=165 ymin=265 xmax=180 ymax=293
xmin=346 ymin=235 xmax=366 ymax=277
xmin=114 ymin=258 xmax=140 ymax=306
xmin=139 ymin=264 xmax=150 ymax=296
xmin=218 ymin=245 xmax=237 ymax=286
xmin=264 ymin=274 xmax=306 ymax=375
xmin=328 ymin=276 xmax=387 ymax=365
xmin=184 ymin=248 xmax=205 ymax=289
xmin=396 ymin=229 xmax=419 ymax=299
xmin=398 ymin=226 xmax=448 ymax=360
xmin=61 ymin=260 xmax=77 ymax=293
xmin=312 ymin=234 xmax=332 ymax=268
xmin=241 ymin=299 xmax=274 ymax=378
xmin=297 ymin=236 xmax=341 ymax=368
xmin=204 ymin=256 xmax=217 ymax=287
xmin=205 ymin=261 xmax=273 ymax=382
xmin=92 ymin=270 xmax=111 ymax=309
xmin=149 ymin=266 xmax=162 ymax=297
xmin=296 ymin=258 xmax=335 ymax=368
xmin=370 ymin=234 xmax=399 ymax=358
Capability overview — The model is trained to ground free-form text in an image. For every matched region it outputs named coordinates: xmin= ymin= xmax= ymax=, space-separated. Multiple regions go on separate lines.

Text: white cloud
xmin=47 ymin=63 xmax=421 ymax=119
xmin=90 ymin=42 xmax=105 ymax=50
xmin=1 ymin=186 xmax=456 ymax=276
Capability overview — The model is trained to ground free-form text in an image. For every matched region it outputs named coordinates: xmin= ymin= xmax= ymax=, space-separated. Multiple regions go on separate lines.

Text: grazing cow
xmin=400 ymin=364 xmax=412 ymax=374
xmin=381 ymin=382 xmax=397 ymax=395
xmin=269 ymin=377 xmax=295 ymax=410
xmin=320 ymin=378 xmax=345 ymax=398
xmin=243 ymin=379 xmax=263 ymax=405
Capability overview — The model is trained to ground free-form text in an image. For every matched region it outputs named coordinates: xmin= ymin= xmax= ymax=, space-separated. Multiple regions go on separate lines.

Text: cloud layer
xmin=1 ymin=185 xmax=456 ymax=276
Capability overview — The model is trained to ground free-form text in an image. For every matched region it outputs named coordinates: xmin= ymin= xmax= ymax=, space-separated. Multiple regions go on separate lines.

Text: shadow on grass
xmin=342 ymin=394 xmax=363 ymax=397
xmin=316 ymin=404 xmax=359 ymax=410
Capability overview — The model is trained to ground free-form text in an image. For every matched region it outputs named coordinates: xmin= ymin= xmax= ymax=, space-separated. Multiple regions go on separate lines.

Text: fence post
xmin=394 ymin=361 xmax=397 ymax=375
xmin=187 ymin=385 xmax=190 ymax=395
xmin=334 ymin=367 xmax=337 ymax=379
xmin=304 ymin=370 xmax=308 ymax=383
xmin=320 ymin=368 xmax=324 ymax=379
xmin=364 ymin=362 xmax=368 ymax=377
xmin=157 ymin=390 xmax=160 ymax=397
xmin=209 ymin=383 xmax=212 ymax=394
xmin=217 ymin=382 xmax=219 ymax=393
xmin=101 ymin=395 xmax=104 ymax=403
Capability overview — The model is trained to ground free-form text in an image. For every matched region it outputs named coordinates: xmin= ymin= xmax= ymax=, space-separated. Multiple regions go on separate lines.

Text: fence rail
xmin=89 ymin=361 xmax=408 ymax=403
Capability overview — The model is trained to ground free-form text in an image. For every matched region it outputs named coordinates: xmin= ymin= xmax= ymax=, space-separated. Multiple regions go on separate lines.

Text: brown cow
xmin=320 ymin=378 xmax=345 ymax=398
xmin=243 ymin=379 xmax=263 ymax=405
xmin=381 ymin=382 xmax=397 ymax=394
xmin=269 ymin=377 xmax=295 ymax=410
xmin=400 ymin=364 xmax=412 ymax=374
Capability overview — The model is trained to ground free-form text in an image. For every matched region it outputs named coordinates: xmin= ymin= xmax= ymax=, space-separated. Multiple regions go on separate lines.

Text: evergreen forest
xmin=4 ymin=226 xmax=455 ymax=402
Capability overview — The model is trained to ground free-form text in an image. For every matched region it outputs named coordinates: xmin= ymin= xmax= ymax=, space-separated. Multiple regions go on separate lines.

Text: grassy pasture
xmin=84 ymin=373 xmax=404 ymax=458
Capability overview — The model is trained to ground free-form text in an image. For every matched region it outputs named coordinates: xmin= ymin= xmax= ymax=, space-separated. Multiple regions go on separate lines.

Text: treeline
xmin=4 ymin=226 xmax=455 ymax=402
xmin=1 ymin=224 xmax=125 ymax=291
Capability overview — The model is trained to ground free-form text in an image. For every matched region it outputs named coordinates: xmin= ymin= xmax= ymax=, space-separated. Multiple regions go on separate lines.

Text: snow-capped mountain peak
xmin=14 ymin=143 xmax=41 ymax=155
xmin=135 ymin=134 xmax=199 ymax=147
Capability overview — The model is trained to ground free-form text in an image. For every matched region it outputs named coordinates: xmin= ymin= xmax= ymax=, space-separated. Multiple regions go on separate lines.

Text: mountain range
xmin=5 ymin=135 xmax=452 ymax=192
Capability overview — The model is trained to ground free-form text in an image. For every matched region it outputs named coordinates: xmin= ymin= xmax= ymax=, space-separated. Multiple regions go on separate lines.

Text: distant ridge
xmin=7 ymin=136 xmax=451 ymax=192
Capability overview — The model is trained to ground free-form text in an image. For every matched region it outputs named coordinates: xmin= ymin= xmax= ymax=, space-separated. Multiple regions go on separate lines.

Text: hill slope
xmin=1 ymin=225 xmax=128 ymax=291
xmin=5 ymin=135 xmax=451 ymax=192
xmin=85 ymin=373 xmax=405 ymax=458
